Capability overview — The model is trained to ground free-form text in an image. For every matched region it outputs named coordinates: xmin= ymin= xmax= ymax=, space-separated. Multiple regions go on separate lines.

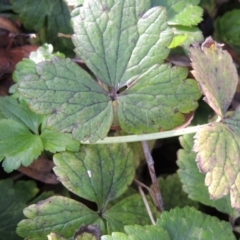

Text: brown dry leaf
xmin=18 ymin=155 xmax=59 ymax=184
xmin=0 ymin=45 xmax=38 ymax=74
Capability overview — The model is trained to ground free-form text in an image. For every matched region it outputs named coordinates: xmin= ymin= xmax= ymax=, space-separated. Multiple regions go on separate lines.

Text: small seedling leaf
xmin=0 ymin=119 xmax=43 ymax=172
xmin=190 ymin=38 xmax=238 ymax=118
xmin=17 ymin=196 xmax=101 ymax=240
xmin=103 ymin=195 xmax=157 ymax=233
xmin=53 ymin=144 xmax=135 ymax=210
xmin=157 ymin=174 xmax=198 ymax=211
xmin=0 ymin=179 xmax=38 ymax=240
xmin=102 ymin=225 xmax=170 ymax=240
xmin=157 ymin=206 xmax=235 ymax=240
xmin=177 ymin=134 xmax=239 ymax=217
xmin=193 ymin=123 xmax=240 ymax=211
xmin=151 ymin=0 xmax=203 ymax=27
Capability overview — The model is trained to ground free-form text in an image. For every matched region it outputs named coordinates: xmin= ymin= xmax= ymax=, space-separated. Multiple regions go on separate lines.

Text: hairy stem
xmin=141 ymin=140 xmax=164 ymax=212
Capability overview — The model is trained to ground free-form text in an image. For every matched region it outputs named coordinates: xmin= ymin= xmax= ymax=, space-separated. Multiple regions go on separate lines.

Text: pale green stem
xmin=81 ymin=124 xmax=208 ymax=144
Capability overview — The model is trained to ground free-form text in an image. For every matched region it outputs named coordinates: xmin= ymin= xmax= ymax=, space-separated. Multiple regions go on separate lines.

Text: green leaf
xmin=0 ymin=119 xmax=43 ymax=172
xmin=151 ymin=0 xmax=203 ymax=27
xmin=17 ymin=196 xmax=101 ymax=240
xmin=224 ymin=107 xmax=240 ymax=136
xmin=0 ymin=96 xmax=43 ymax=134
xmin=29 ymin=44 xmax=65 ymax=64
xmin=177 ymin=134 xmax=239 ymax=217
xmin=18 ymin=57 xmax=113 ymax=143
xmin=190 ymin=38 xmax=238 ymax=118
xmin=117 ymin=65 xmax=200 ymax=133
xmin=103 ymin=195 xmax=156 ymax=233
xmin=18 ymin=0 xmax=201 ymax=142
xmin=0 ymin=179 xmax=39 ymax=240
xmin=215 ymin=10 xmax=240 ymax=47
xmin=157 ymin=206 xmax=235 ymax=240
xmin=72 ymin=2 xmax=173 ymax=88
xmin=102 ymin=224 xmax=170 ymax=240
xmin=10 ymin=0 xmax=74 ymax=55
xmin=10 ymin=59 xmax=36 ymax=96
xmin=41 ymin=129 xmax=79 ymax=153
xmin=193 ymin=123 xmax=240 ymax=211
xmin=54 ymin=144 xmax=135 ymax=210
xmin=158 ymin=174 xmax=198 ymax=210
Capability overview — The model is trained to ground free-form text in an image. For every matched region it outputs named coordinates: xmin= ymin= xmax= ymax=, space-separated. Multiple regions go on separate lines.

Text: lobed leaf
xmin=177 ymin=134 xmax=239 ymax=217
xmin=193 ymin=123 xmax=240 ymax=211
xmin=157 ymin=206 xmax=235 ymax=240
xmin=18 ymin=57 xmax=113 ymax=142
xmin=17 ymin=196 xmax=101 ymax=240
xmin=18 ymin=0 xmax=201 ymax=142
xmin=0 ymin=119 xmax=43 ymax=172
xmin=0 ymin=96 xmax=43 ymax=134
xmin=72 ymin=0 xmax=172 ymax=88
xmin=190 ymin=38 xmax=238 ymax=118
xmin=53 ymin=144 xmax=135 ymax=210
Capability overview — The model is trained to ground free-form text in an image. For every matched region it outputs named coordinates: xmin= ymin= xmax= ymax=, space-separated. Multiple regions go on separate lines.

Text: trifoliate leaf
xmin=103 ymin=195 xmax=156 ymax=233
xmin=29 ymin=44 xmax=65 ymax=64
xmin=17 ymin=196 xmax=101 ymax=240
xmin=151 ymin=0 xmax=203 ymax=27
xmin=190 ymin=38 xmax=238 ymax=118
xmin=0 ymin=96 xmax=43 ymax=134
xmin=158 ymin=174 xmax=198 ymax=210
xmin=18 ymin=0 xmax=201 ymax=142
xmin=177 ymin=134 xmax=239 ymax=217
xmin=193 ymin=123 xmax=240 ymax=211
xmin=54 ymin=144 xmax=135 ymax=210
xmin=0 ymin=179 xmax=38 ymax=240
xmin=41 ymin=129 xmax=79 ymax=152
xmin=102 ymin=225 xmax=170 ymax=240
xmin=0 ymin=119 xmax=43 ymax=172
xmin=10 ymin=0 xmax=74 ymax=55
xmin=157 ymin=206 xmax=235 ymax=240
xmin=215 ymin=10 xmax=240 ymax=47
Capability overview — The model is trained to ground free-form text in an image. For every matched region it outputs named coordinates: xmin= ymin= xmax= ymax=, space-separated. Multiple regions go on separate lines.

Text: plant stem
xmin=138 ymin=185 xmax=156 ymax=225
xmin=81 ymin=124 xmax=208 ymax=144
xmin=141 ymin=140 xmax=164 ymax=212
